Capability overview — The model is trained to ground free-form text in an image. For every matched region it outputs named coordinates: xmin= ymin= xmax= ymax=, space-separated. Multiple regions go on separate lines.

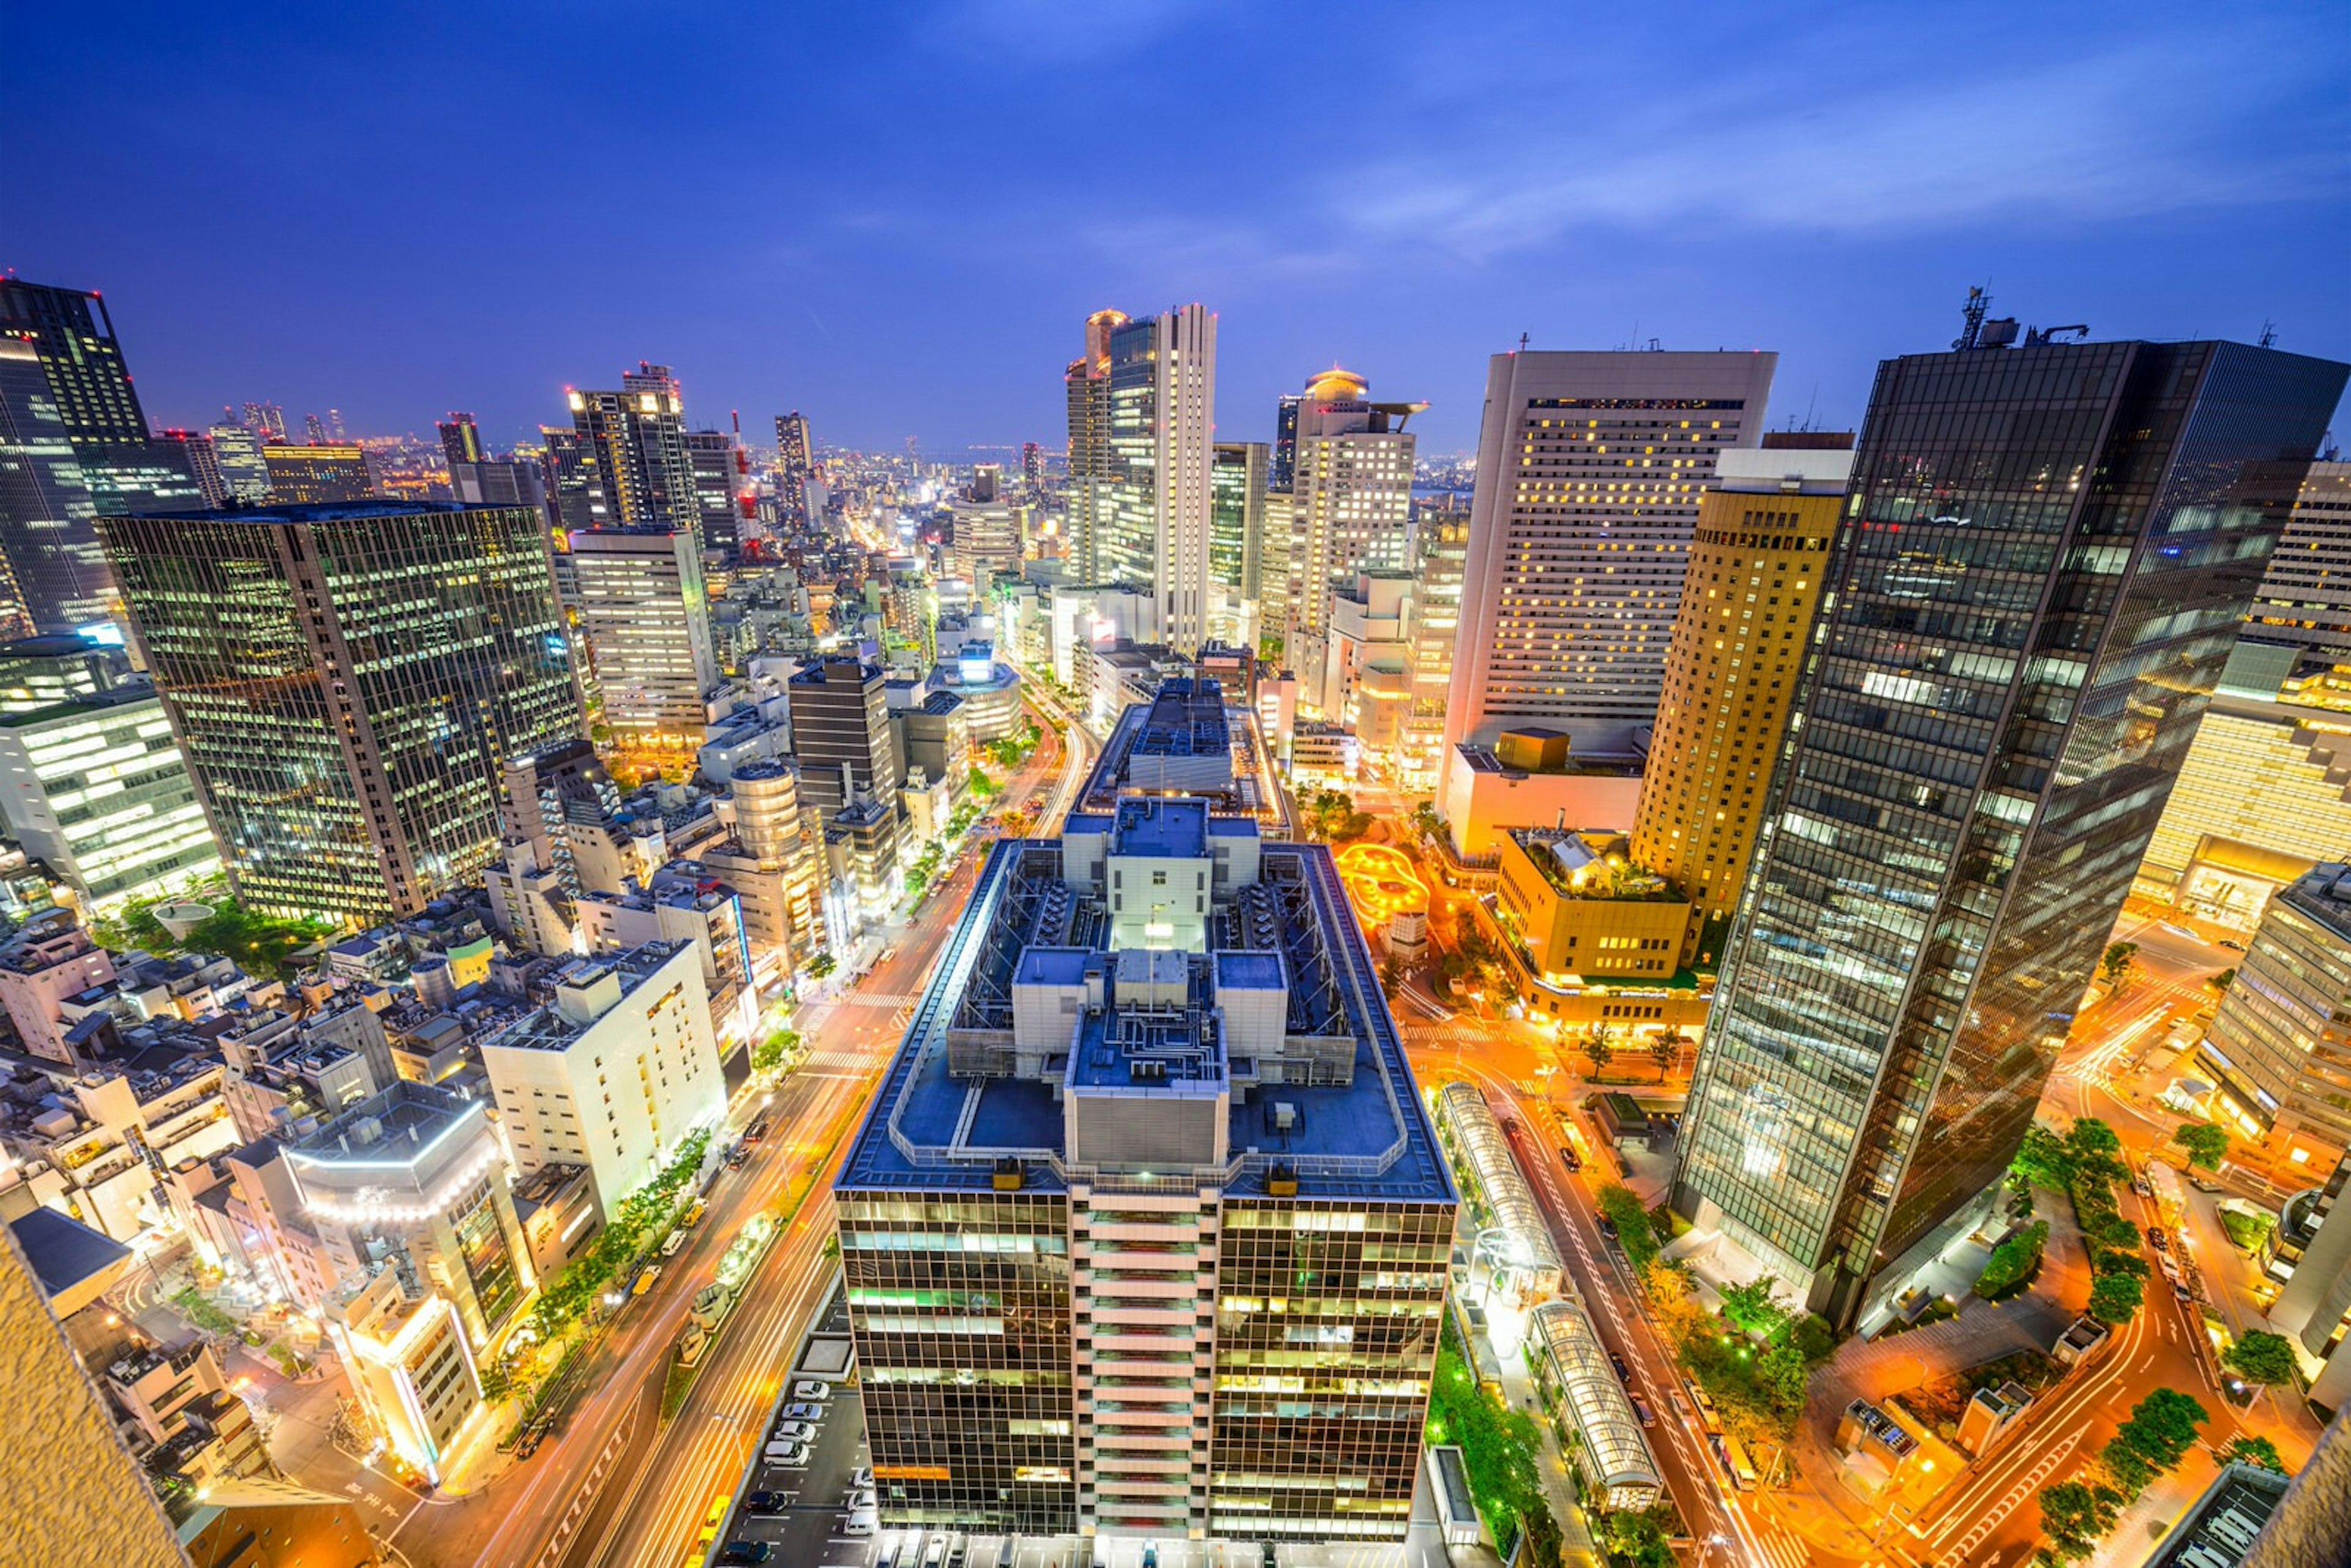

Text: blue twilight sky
xmin=9 ymin=1 xmax=2347 ymax=459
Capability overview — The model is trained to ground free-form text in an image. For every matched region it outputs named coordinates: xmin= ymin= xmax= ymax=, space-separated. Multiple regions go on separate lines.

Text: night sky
xmin=11 ymin=1 xmax=2347 ymax=457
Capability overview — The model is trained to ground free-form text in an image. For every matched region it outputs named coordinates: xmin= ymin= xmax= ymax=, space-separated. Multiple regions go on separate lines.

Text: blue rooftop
xmin=1216 ymin=950 xmax=1285 ymax=990
xmin=1014 ymin=947 xmax=1092 ymax=986
xmin=1112 ymin=797 xmax=1209 ymax=860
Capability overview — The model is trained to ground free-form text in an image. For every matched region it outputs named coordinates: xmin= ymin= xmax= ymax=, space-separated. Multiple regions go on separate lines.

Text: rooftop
xmin=129 ymin=499 xmax=508 ymax=526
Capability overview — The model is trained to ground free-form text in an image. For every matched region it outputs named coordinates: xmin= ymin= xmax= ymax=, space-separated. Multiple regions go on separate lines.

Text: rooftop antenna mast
xmin=1954 ymin=285 xmax=1992 ymax=351
xmin=2259 ymin=320 xmax=2278 ymax=349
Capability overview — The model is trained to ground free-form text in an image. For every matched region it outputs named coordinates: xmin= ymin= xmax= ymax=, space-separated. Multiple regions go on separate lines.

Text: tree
xmin=2084 ymin=1212 xmax=2141 ymax=1253
xmin=1584 ymin=1025 xmax=1616 ymax=1076
xmin=1378 ymin=958 xmax=1403 ymax=995
xmin=2210 ymin=967 xmax=2237 ymax=992
xmin=2038 ymin=1480 xmax=2121 ymax=1562
xmin=1975 ymin=1220 xmax=2049 ymax=1297
xmin=2066 ymin=1117 xmax=2123 ymax=1163
xmin=1602 ymin=1510 xmax=1675 ymax=1568
xmin=2012 ymin=1125 xmax=2073 ymax=1190
xmin=2222 ymin=1330 xmax=2300 ymax=1388
xmin=751 ymin=1029 xmax=800 ymax=1074
xmin=2100 ymin=941 xmax=2140 ymax=985
xmin=1720 ymin=1278 xmax=1790 ymax=1340
xmin=2088 ymin=1271 xmax=2144 ymax=1325
xmin=2098 ymin=1440 xmax=2154 ymax=1498
xmin=2216 ymin=1434 xmax=2287 ymax=1472
xmin=1650 ymin=1035 xmax=1677 ymax=1079
xmin=805 ymin=951 xmax=837 ymax=980
xmin=2110 ymin=1389 xmax=2208 ymax=1478
xmin=1758 ymin=1341 xmax=1809 ymax=1422
xmin=967 ymin=768 xmax=1001 ymax=798
xmin=2172 ymin=1122 xmax=2230 ymax=1171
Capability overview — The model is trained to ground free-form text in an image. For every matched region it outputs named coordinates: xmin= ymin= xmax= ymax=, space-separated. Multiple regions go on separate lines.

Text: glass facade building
xmin=1672 ymin=336 xmax=2349 ymax=1329
xmin=94 ymin=501 xmax=583 ymax=923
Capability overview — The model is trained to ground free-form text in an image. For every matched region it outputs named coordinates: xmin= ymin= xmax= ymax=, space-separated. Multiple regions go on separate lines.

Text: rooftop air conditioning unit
xmin=1272 ymin=1102 xmax=1298 ymax=1130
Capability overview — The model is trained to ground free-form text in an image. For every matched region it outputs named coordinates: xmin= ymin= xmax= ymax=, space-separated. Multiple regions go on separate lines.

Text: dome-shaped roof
xmin=1304 ymin=367 xmax=1370 ymax=402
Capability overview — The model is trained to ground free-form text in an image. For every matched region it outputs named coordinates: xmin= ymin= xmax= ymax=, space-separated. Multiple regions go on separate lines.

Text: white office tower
xmin=1441 ymin=350 xmax=1775 ymax=787
xmin=1099 ymin=305 xmax=1217 ymax=653
xmin=568 ymin=525 xmax=719 ymax=759
xmin=1286 ymin=370 xmax=1422 ymax=650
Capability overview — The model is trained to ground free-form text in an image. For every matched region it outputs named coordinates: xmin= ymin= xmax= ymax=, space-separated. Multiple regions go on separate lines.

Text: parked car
xmin=771 ymin=1420 xmax=817 ymax=1442
xmin=841 ymin=1514 xmax=877 ymax=1538
xmin=1597 ymin=1215 xmax=1619 ymax=1239
xmin=849 ymin=1465 xmax=874 ymax=1489
xmin=1608 ymin=1351 xmax=1632 ymax=1383
xmin=1559 ymin=1145 xmax=1582 ymax=1172
xmin=2219 ymin=939 xmax=2246 ymax=952
xmin=514 ymin=1424 xmax=546 ymax=1460
xmin=796 ymin=1381 xmax=834 ymax=1402
xmin=2150 ymin=1229 xmax=2170 ymax=1252
xmin=720 ymin=1542 xmax=774 ymax=1565
xmin=1632 ymin=1398 xmax=1657 ymax=1427
xmin=744 ymin=1118 xmax=771 ymax=1144
xmin=783 ymin=1401 xmax=824 ymax=1421
xmin=742 ymin=1491 xmax=786 ymax=1515
xmin=762 ymin=1440 xmax=810 ymax=1466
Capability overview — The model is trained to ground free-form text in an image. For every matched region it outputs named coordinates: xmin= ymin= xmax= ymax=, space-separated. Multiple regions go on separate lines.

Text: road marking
xmin=1932 ymin=1429 xmax=2081 ymax=1567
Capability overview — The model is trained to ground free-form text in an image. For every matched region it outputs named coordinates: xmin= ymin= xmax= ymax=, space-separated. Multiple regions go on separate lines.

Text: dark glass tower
xmin=94 ymin=501 xmax=583 ymax=923
xmin=1671 ymin=334 xmax=2349 ymax=1329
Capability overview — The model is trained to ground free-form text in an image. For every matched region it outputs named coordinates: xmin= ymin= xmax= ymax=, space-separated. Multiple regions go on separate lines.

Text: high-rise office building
xmin=0 ymin=680 xmax=222 ymax=907
xmin=2242 ymin=462 xmax=2351 ymax=666
xmin=261 ymin=443 xmax=375 ymax=504
xmin=568 ymin=526 xmax=718 ymax=757
xmin=1401 ymin=503 xmax=1470 ymax=787
xmin=774 ymin=410 xmax=816 ymax=525
xmin=438 ymin=412 xmax=485 ymax=467
xmin=539 ymin=425 xmax=598 ymax=535
xmin=1670 ymin=330 xmax=2347 ymax=1330
xmin=1632 ymin=443 xmax=1853 ymax=967
xmin=2197 ymin=863 xmax=2351 ymax=1170
xmin=1101 ymin=305 xmax=1217 ymax=651
xmin=156 ymin=428 xmax=228 ymax=507
xmin=1270 ymin=391 xmax=1304 ymax=493
xmin=0 ymin=338 xmax=111 ymax=634
xmin=95 ymin=500 xmax=583 ymax=921
xmin=684 ymin=428 xmax=745 ymax=557
xmin=302 ymin=413 xmax=328 ymax=445
xmin=785 ymin=655 xmax=901 ymax=830
xmin=568 ymin=366 xmax=702 ymax=549
xmin=206 ymin=421 xmax=271 ymax=503
xmin=1441 ymin=350 xmax=1777 ymax=784
xmin=1209 ymin=440 xmax=1267 ymax=648
xmin=1286 ymin=370 xmax=1422 ymax=649
xmin=834 ymin=796 xmax=1454 ymax=1541
xmin=0 ymin=280 xmax=149 ymax=448
xmin=1021 ymin=440 xmax=1044 ymax=490
xmin=1063 ymin=310 xmax=1127 ymax=584
xmin=242 ymin=401 xmax=288 ymax=443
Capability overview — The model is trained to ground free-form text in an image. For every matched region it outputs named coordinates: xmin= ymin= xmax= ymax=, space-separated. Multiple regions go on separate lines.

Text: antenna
xmin=1954 ymin=285 xmax=1992 ymax=351
xmin=2259 ymin=320 xmax=2278 ymax=349
xmin=1517 ymin=332 xmax=1530 ymax=353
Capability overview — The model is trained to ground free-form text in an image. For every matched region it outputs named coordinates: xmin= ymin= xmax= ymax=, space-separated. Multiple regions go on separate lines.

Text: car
xmin=2151 ymin=1229 xmax=2170 ymax=1252
xmin=741 ymin=1491 xmax=786 ymax=1515
xmin=771 ymin=1420 xmax=817 ymax=1442
xmin=2219 ymin=939 xmax=2246 ymax=952
xmin=514 ymin=1424 xmax=546 ymax=1460
xmin=1632 ymin=1397 xmax=1657 ymax=1427
xmin=1597 ymin=1215 xmax=1619 ymax=1239
xmin=924 ymin=1539 xmax=948 ymax=1567
xmin=726 ymin=1145 xmax=749 ymax=1168
xmin=947 ymin=1540 xmax=968 ymax=1568
xmin=719 ymin=1544 xmax=774 ymax=1565
xmin=840 ymin=1514 xmax=877 ymax=1538
xmin=762 ymin=1439 xmax=809 ymax=1466
xmin=1559 ymin=1145 xmax=1582 ymax=1172
xmin=1608 ymin=1351 xmax=1632 ymax=1382
xmin=2132 ymin=1177 xmax=2153 ymax=1197
xmin=744 ymin=1118 xmax=771 ymax=1143
xmin=783 ymin=1401 xmax=824 ymax=1421
xmin=849 ymin=1489 xmax=878 ymax=1512
xmin=849 ymin=1465 xmax=874 ymax=1488
xmin=796 ymin=1381 xmax=834 ymax=1402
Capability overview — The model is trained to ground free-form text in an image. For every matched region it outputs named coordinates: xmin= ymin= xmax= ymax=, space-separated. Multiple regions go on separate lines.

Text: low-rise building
xmin=323 ymin=1261 xmax=484 ymax=1484
xmin=478 ymin=944 xmax=724 ymax=1221
xmin=0 ymin=907 xmax=117 ymax=1063
xmin=1441 ymin=730 xmax=1644 ymax=863
xmin=1497 ymin=828 xmax=1689 ymax=983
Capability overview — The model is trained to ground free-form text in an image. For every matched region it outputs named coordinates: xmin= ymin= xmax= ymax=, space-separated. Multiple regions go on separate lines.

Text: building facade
xmin=1285 ymin=370 xmax=1420 ymax=651
xmin=2199 ymin=864 xmax=2351 ymax=1170
xmin=1441 ymin=350 xmax=1777 ymax=775
xmin=0 ymin=682 xmax=222 ymax=907
xmin=568 ymin=525 xmax=717 ymax=759
xmin=1631 ymin=445 xmax=1852 ymax=967
xmin=260 ymin=443 xmax=376 ymax=505
xmin=786 ymin=655 xmax=902 ymax=830
xmin=1208 ymin=440 xmax=1266 ymax=649
xmin=568 ymin=369 xmax=702 ymax=549
xmin=1100 ymin=306 xmax=1217 ymax=653
xmin=96 ymin=501 xmax=583 ymax=922
xmin=1668 ymin=334 xmax=2347 ymax=1330
xmin=1063 ymin=310 xmax=1127 ymax=586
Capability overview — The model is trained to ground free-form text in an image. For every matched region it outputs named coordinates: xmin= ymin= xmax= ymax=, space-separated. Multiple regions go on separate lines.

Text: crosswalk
xmin=825 ymin=991 xmax=921 ymax=1009
xmin=796 ymin=1048 xmax=884 ymax=1073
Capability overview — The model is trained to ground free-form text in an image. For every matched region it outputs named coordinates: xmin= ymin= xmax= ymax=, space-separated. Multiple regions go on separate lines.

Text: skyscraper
xmin=1670 ymin=330 xmax=2347 ymax=1330
xmin=568 ymin=526 xmax=718 ymax=759
xmin=438 ymin=411 xmax=485 ymax=467
xmin=0 ymin=280 xmax=149 ymax=448
xmin=0 ymin=338 xmax=114 ymax=632
xmin=1101 ymin=304 xmax=1217 ymax=651
xmin=1285 ymin=369 xmax=1421 ymax=678
xmin=1402 ymin=502 xmax=1471 ymax=787
xmin=684 ymin=427 xmax=745 ymax=557
xmin=1441 ymin=350 xmax=1777 ymax=783
xmin=568 ymin=366 xmax=702 ymax=549
xmin=1062 ymin=309 xmax=1126 ymax=583
xmin=539 ymin=425 xmax=598 ymax=534
xmin=773 ymin=410 xmax=816 ymax=525
xmin=1270 ymin=391 xmax=1304 ymax=493
xmin=206 ymin=421 xmax=270 ymax=502
xmin=241 ymin=401 xmax=287 ymax=442
xmin=1631 ymin=443 xmax=1853 ymax=967
xmin=95 ymin=500 xmax=583 ymax=921
xmin=834 ymin=795 xmax=1453 ymax=1541
xmin=1209 ymin=440 xmax=1267 ymax=647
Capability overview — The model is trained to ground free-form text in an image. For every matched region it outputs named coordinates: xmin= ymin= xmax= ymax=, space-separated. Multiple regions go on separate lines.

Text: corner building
xmin=1671 ymin=334 xmax=2348 ymax=1330
xmin=834 ymin=796 xmax=1453 ymax=1543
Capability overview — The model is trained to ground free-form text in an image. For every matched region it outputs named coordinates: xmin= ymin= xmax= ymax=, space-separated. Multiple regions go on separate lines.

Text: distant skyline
xmin=9 ymin=2 xmax=2347 ymax=456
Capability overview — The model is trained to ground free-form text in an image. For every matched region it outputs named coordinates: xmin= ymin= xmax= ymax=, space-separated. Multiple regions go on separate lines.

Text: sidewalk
xmin=1493 ymin=1340 xmax=1603 ymax=1567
